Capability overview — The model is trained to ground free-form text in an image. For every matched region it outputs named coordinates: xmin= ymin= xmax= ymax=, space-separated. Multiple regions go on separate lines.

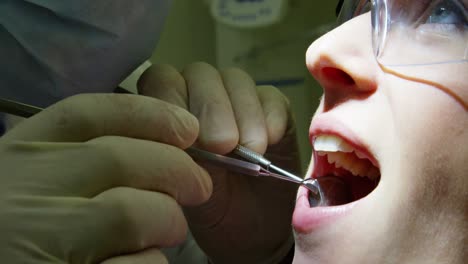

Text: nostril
xmin=322 ymin=67 xmax=355 ymax=86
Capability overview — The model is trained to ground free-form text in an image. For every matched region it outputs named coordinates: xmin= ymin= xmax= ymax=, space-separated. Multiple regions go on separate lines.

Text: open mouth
xmin=309 ymin=135 xmax=381 ymax=207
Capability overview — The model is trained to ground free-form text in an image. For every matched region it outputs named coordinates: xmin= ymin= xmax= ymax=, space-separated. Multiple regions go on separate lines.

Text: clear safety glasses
xmin=336 ymin=0 xmax=468 ymax=106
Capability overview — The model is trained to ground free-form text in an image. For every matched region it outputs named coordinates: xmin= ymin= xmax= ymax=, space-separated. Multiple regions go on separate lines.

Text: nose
xmin=306 ymin=13 xmax=379 ymax=111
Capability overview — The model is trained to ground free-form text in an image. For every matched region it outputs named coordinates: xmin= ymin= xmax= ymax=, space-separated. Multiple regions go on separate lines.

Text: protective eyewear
xmin=336 ymin=0 xmax=467 ymax=106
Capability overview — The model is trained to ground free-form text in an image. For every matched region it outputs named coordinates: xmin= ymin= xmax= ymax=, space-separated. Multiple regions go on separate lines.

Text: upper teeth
xmin=314 ymin=135 xmax=354 ymax=153
xmin=313 ymin=135 xmax=379 ymax=180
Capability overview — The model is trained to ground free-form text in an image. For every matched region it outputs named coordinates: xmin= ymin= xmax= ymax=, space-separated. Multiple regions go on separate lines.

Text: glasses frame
xmin=336 ymin=0 xmax=467 ymax=66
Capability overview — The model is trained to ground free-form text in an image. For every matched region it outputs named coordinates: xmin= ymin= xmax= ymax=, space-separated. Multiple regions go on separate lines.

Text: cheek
xmin=389 ymin=80 xmax=467 ymax=208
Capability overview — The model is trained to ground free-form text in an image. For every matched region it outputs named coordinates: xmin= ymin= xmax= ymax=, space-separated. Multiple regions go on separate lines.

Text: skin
xmin=294 ymin=13 xmax=467 ymax=264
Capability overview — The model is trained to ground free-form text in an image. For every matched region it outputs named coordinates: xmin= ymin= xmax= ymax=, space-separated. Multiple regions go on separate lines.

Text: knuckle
xmin=257 ymin=85 xmax=290 ymax=105
xmin=222 ymin=67 xmax=247 ymax=75
xmin=221 ymin=66 xmax=248 ymax=77
xmin=106 ymin=94 xmax=144 ymax=120
xmin=52 ymin=94 xmax=148 ymax=139
xmin=182 ymin=62 xmax=219 ymax=77
xmin=159 ymin=255 xmax=170 ymax=264
xmin=95 ymin=188 xmax=137 ymax=236
xmin=256 ymin=84 xmax=278 ymax=94
xmin=157 ymin=150 xmax=209 ymax=204
xmin=198 ymin=134 xmax=239 ymax=155
xmin=101 ymin=190 xmax=186 ymax=248
xmin=221 ymin=68 xmax=256 ymax=89
xmin=84 ymin=138 xmax=125 ymax=175
xmin=167 ymin=215 xmax=188 ymax=246
xmin=163 ymin=107 xmax=199 ymax=147
xmin=51 ymin=94 xmax=95 ymax=136
xmin=138 ymin=64 xmax=183 ymax=94
xmin=155 ymin=196 xmax=188 ymax=246
xmin=186 ymin=61 xmax=214 ymax=70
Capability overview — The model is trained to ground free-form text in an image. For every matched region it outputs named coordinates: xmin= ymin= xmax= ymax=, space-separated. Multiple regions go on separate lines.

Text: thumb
xmin=2 ymin=93 xmax=199 ymax=149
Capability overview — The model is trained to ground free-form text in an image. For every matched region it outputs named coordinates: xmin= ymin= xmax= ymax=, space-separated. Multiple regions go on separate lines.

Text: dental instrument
xmin=187 ymin=146 xmax=322 ymax=203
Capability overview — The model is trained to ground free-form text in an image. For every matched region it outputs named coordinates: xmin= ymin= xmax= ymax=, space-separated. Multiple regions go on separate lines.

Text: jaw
xmin=292 ymin=113 xmax=391 ymax=262
xmin=293 ymin=79 xmax=468 ymax=263
xmin=293 ymin=161 xmax=394 ymax=263
xmin=293 ymin=140 xmax=468 ymax=264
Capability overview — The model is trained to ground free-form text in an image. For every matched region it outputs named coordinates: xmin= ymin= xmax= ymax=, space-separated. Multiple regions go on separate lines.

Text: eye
xmin=425 ymin=0 xmax=467 ymax=26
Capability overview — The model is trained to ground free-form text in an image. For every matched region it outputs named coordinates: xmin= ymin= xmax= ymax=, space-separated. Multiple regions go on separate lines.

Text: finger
xmin=256 ymin=85 xmax=290 ymax=145
xmin=101 ymin=248 xmax=168 ymax=264
xmin=86 ymin=187 xmax=188 ymax=261
xmin=182 ymin=62 xmax=239 ymax=154
xmin=86 ymin=136 xmax=212 ymax=204
xmin=58 ymin=136 xmax=212 ymax=204
xmin=137 ymin=64 xmax=188 ymax=110
xmin=220 ymin=68 xmax=268 ymax=154
xmin=2 ymin=94 xmax=198 ymax=149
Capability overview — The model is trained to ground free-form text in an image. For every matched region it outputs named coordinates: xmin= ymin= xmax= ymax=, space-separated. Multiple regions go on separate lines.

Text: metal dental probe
xmin=233 ymin=145 xmax=322 ymax=201
xmin=0 ymin=97 xmax=324 ymax=204
xmin=187 ymin=147 xmax=323 ymax=202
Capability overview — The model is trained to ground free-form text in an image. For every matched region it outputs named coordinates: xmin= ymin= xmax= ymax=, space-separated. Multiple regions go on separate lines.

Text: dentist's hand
xmin=138 ymin=62 xmax=300 ymax=264
xmin=0 ymin=94 xmax=212 ymax=264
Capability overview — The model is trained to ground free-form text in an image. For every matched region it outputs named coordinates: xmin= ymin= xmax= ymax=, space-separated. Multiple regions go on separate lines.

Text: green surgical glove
xmin=0 ymin=94 xmax=212 ymax=264
xmin=138 ymin=63 xmax=300 ymax=264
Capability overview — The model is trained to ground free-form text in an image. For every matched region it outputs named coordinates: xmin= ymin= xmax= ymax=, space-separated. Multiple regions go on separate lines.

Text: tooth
xmin=314 ymin=135 xmax=353 ymax=153
xmin=327 ymin=152 xmax=337 ymax=165
xmin=338 ymin=140 xmax=354 ymax=153
xmin=316 ymin=143 xmax=381 ymax=180
xmin=348 ymin=159 xmax=367 ymax=176
xmin=355 ymin=150 xmax=367 ymax=159
xmin=332 ymin=152 xmax=353 ymax=170
xmin=367 ymin=167 xmax=380 ymax=180
xmin=358 ymin=164 xmax=371 ymax=177
xmin=316 ymin=151 xmax=327 ymax=156
xmin=327 ymin=153 xmax=344 ymax=169
xmin=332 ymin=152 xmax=371 ymax=177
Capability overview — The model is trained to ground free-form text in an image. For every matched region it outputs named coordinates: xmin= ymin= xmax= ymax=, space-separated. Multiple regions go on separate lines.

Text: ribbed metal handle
xmin=232 ymin=145 xmax=271 ymax=168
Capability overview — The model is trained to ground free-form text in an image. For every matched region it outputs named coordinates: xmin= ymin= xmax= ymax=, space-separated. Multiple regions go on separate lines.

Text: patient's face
xmin=292 ymin=13 xmax=468 ymax=263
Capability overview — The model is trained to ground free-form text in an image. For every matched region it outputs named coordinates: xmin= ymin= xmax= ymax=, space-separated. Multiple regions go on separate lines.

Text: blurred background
xmin=125 ymin=0 xmax=338 ymax=172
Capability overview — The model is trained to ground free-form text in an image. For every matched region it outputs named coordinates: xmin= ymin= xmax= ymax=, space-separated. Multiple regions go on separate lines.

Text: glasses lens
xmin=373 ymin=0 xmax=467 ymax=105
xmin=376 ymin=0 xmax=467 ymax=66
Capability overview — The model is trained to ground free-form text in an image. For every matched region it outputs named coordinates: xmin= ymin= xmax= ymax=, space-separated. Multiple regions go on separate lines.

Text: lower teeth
xmin=308 ymin=176 xmax=352 ymax=207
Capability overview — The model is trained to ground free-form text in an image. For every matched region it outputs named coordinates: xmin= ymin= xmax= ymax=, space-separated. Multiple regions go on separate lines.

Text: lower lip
xmin=292 ymin=185 xmax=357 ymax=233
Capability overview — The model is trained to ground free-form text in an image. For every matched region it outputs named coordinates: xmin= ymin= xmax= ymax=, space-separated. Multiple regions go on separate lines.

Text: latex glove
xmin=0 ymin=94 xmax=212 ymax=264
xmin=138 ymin=62 xmax=300 ymax=264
